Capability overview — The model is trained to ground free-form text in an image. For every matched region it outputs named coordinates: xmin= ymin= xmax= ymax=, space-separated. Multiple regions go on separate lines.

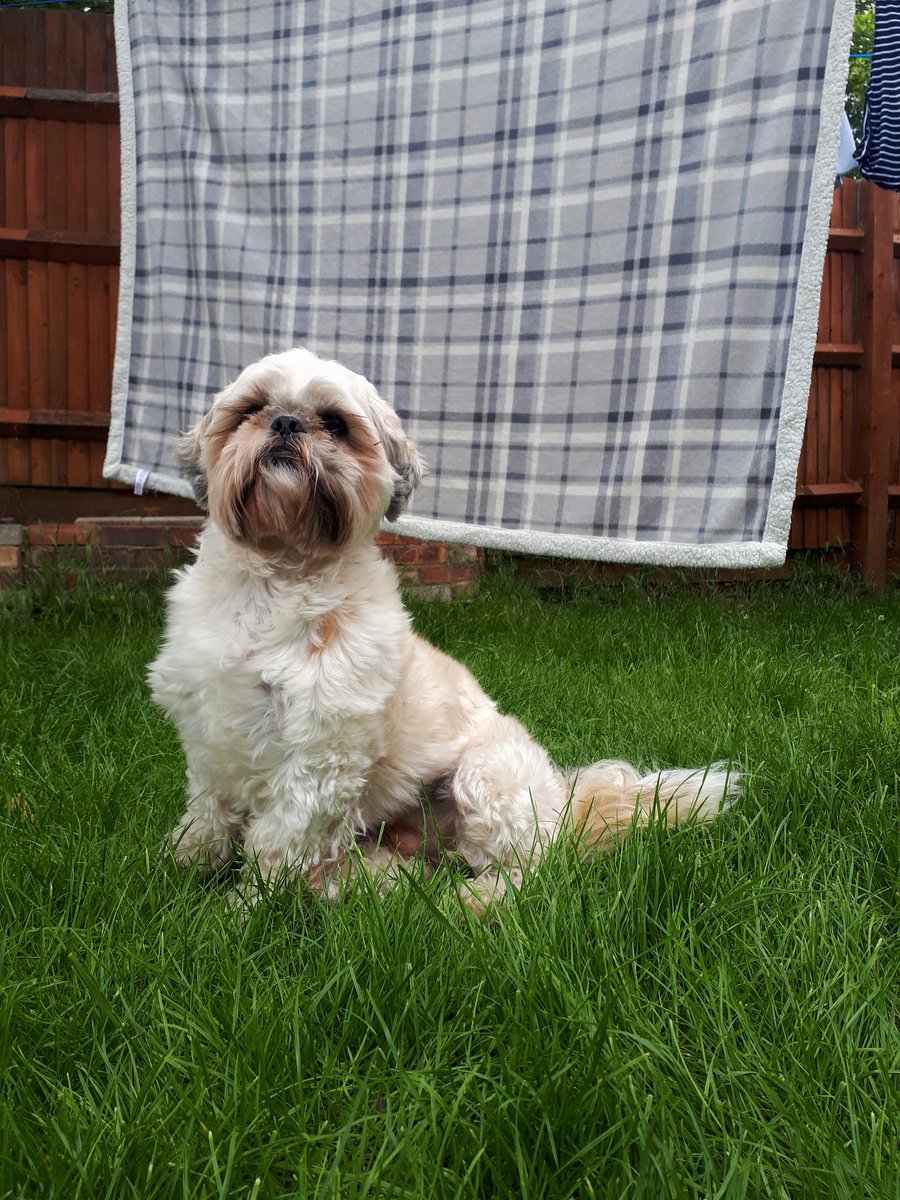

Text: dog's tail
xmin=560 ymin=759 xmax=738 ymax=849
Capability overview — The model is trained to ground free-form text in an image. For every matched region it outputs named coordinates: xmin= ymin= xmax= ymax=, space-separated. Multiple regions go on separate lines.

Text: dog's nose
xmin=270 ymin=414 xmax=304 ymax=439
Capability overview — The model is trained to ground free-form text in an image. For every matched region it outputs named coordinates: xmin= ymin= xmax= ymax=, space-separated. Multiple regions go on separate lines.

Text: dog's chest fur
xmin=149 ymin=531 xmax=409 ymax=817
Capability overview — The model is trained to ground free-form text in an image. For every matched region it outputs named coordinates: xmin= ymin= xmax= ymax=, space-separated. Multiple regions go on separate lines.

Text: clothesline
xmin=0 ymin=0 xmax=881 ymax=64
xmin=0 ymin=2 xmax=880 ymax=63
xmin=1 ymin=1 xmax=95 ymax=7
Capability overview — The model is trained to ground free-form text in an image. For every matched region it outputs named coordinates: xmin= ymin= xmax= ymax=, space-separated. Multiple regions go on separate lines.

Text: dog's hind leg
xmin=305 ymin=843 xmax=431 ymax=904
xmin=450 ymin=715 xmax=568 ymax=912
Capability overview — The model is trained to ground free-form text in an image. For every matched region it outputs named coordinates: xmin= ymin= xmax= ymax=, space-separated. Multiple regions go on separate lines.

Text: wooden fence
xmin=794 ymin=181 xmax=900 ymax=585
xmin=2 ymin=9 xmax=900 ymax=582
xmin=1 ymin=11 xmax=119 ymax=491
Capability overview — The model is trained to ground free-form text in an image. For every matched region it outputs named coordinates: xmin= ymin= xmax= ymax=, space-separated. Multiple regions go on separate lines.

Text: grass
xmin=1 ymin=560 xmax=898 ymax=1199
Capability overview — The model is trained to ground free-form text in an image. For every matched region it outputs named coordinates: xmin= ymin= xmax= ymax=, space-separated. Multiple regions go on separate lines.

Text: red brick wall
xmin=0 ymin=520 xmax=482 ymax=598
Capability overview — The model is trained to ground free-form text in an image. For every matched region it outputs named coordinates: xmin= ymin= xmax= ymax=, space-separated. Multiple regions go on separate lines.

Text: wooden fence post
xmin=852 ymin=183 xmax=895 ymax=588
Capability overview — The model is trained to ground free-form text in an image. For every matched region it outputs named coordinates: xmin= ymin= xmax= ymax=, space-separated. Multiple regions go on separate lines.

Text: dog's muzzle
xmin=270 ymin=413 xmax=305 ymax=442
xmin=265 ymin=414 xmax=307 ymax=465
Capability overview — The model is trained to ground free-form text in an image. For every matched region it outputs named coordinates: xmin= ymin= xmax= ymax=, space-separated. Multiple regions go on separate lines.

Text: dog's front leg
xmin=233 ymin=800 xmax=314 ymax=908
xmin=231 ymin=778 xmax=357 ymax=909
xmin=169 ymin=768 xmax=244 ymax=872
xmin=233 ymin=790 xmax=412 ymax=909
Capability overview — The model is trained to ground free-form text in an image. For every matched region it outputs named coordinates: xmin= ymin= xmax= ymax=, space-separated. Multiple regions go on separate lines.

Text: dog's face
xmin=179 ymin=349 xmax=426 ymax=553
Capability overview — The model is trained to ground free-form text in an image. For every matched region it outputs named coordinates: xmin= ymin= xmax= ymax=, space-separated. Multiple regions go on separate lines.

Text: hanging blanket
xmin=107 ymin=0 xmax=853 ymax=567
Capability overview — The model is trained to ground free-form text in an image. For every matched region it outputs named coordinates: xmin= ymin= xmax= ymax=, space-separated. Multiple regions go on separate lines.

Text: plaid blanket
xmin=107 ymin=0 xmax=853 ymax=566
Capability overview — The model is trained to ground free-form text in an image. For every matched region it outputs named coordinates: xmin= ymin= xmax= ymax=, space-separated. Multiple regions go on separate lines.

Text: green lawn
xmin=1 ymin=563 xmax=898 ymax=1199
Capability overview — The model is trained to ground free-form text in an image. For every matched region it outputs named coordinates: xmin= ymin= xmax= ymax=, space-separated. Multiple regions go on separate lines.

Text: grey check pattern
xmin=107 ymin=0 xmax=850 ymax=563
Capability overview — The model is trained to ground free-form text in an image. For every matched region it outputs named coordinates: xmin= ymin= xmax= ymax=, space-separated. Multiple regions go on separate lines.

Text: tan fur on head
xmin=177 ymin=348 xmax=426 ymax=553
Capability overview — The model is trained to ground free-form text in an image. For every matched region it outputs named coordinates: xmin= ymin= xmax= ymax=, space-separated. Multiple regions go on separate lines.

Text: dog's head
xmin=179 ymin=349 xmax=426 ymax=553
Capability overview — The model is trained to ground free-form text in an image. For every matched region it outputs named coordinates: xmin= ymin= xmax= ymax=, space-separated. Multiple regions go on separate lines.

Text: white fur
xmin=150 ymin=348 xmax=738 ymax=909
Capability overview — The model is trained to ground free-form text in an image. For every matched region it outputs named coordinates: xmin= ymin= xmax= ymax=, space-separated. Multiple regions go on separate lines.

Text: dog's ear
xmin=383 ymin=430 xmax=427 ymax=520
xmin=364 ymin=386 xmax=428 ymax=520
xmin=385 ymin=440 xmax=427 ymax=520
xmin=177 ymin=417 xmax=209 ymax=509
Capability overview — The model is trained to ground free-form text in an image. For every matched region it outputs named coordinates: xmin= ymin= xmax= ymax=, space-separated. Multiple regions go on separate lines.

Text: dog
xmin=149 ymin=348 xmax=738 ymax=911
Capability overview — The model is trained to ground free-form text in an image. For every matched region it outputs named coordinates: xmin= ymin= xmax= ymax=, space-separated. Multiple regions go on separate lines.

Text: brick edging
xmin=0 ymin=520 xmax=482 ymax=598
xmin=0 ymin=522 xmax=24 ymax=584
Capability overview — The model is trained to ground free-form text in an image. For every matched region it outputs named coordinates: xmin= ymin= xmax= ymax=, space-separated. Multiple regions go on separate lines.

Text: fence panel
xmin=1 ymin=10 xmax=119 ymax=494
xmin=793 ymin=180 xmax=861 ymax=554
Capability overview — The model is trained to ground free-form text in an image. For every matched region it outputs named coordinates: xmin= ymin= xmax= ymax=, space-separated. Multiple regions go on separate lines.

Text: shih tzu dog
xmin=149 ymin=348 xmax=737 ymax=911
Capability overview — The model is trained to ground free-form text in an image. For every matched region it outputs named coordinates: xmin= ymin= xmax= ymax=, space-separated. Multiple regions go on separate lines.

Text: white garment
xmin=835 ymin=110 xmax=859 ymax=175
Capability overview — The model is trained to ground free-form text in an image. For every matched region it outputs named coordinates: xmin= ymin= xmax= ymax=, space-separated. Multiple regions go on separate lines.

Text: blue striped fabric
xmin=107 ymin=0 xmax=853 ymax=567
xmin=855 ymin=0 xmax=900 ymax=191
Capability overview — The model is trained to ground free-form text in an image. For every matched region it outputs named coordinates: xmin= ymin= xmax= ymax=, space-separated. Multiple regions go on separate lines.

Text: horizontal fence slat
xmin=0 ymin=227 xmax=119 ymax=265
xmin=828 ymin=227 xmax=864 ymax=252
xmin=0 ymin=408 xmax=110 ymax=441
xmin=0 ymin=85 xmax=118 ymax=124
xmin=812 ymin=343 xmax=865 ymax=367
xmin=795 ymin=482 xmax=863 ymax=507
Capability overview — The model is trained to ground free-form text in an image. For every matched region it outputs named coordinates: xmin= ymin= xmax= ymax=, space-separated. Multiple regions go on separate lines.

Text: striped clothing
xmin=855 ymin=0 xmax=900 ymax=190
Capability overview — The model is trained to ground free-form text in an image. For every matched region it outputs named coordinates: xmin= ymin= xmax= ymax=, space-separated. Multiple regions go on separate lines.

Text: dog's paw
xmin=166 ymin=823 xmax=234 ymax=873
xmin=350 ymin=845 xmax=428 ymax=898
xmin=303 ymin=855 xmax=352 ymax=904
xmin=458 ymin=865 xmax=523 ymax=915
xmin=226 ymin=879 xmax=260 ymax=921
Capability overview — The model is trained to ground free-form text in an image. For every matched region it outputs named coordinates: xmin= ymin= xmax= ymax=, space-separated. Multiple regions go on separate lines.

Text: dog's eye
xmin=240 ymin=402 xmax=266 ymax=422
xmin=319 ymin=412 xmax=348 ymax=438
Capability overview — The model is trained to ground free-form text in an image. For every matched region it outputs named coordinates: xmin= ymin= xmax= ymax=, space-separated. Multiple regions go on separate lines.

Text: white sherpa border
xmin=104 ymin=0 xmax=137 ymax=492
xmin=105 ymin=0 xmax=855 ymax=569
xmin=390 ymin=514 xmax=788 ymax=568
xmin=761 ymin=0 xmax=855 ymax=556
